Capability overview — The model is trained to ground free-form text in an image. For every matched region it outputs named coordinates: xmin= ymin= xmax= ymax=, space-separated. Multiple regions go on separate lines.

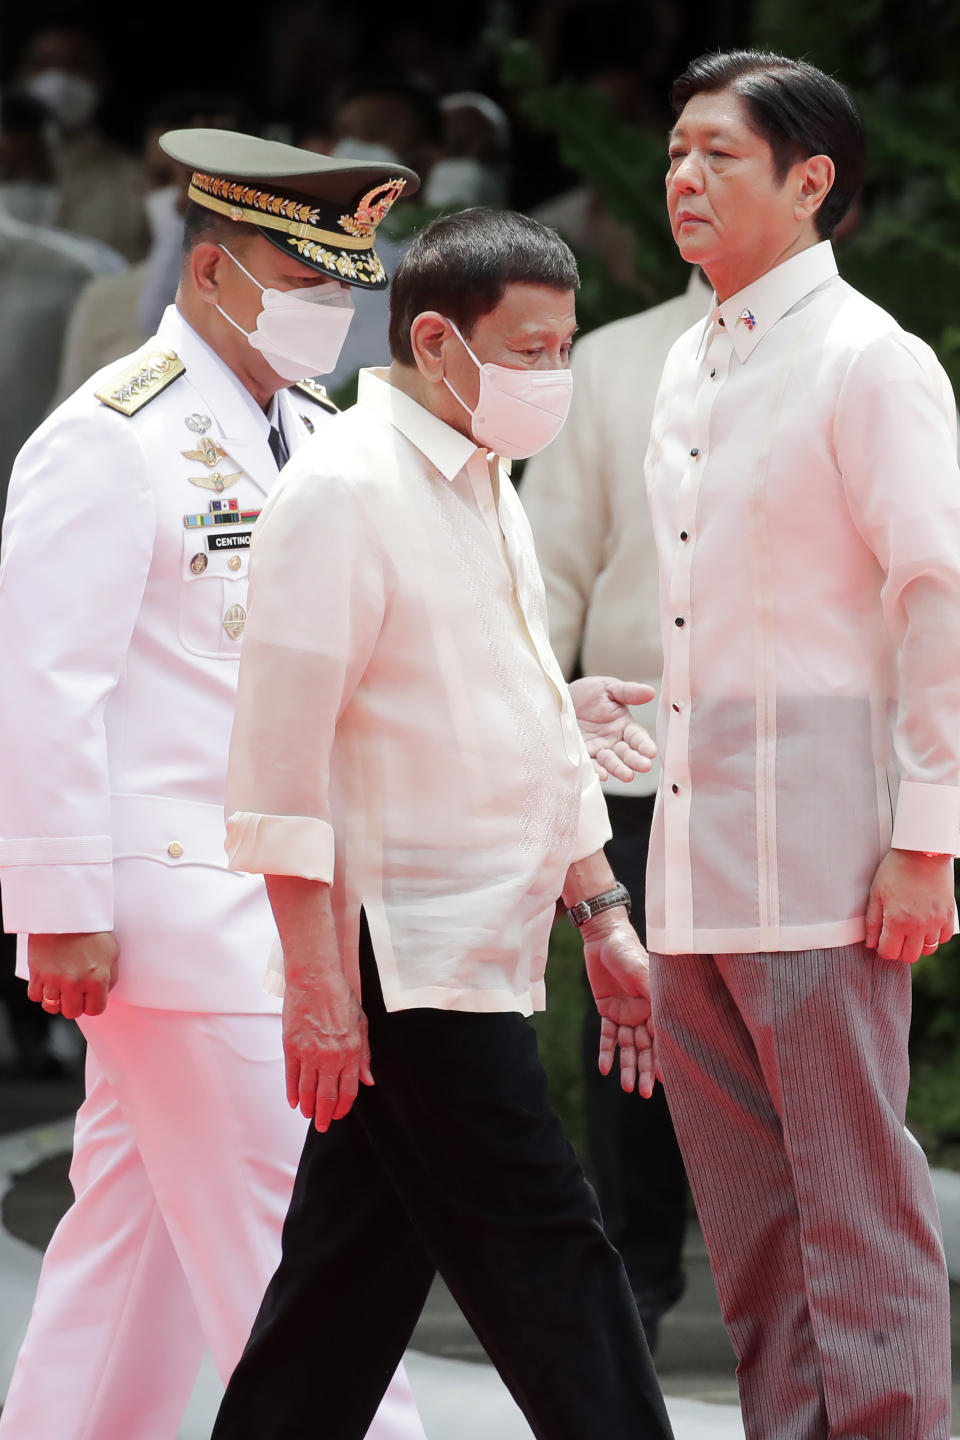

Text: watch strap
xmin=566 ymin=882 xmax=631 ymax=928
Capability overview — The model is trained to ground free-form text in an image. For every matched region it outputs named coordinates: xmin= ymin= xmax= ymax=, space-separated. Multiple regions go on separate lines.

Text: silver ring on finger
xmin=921 ymin=943 xmax=939 ymax=954
xmin=41 ymin=994 xmax=61 ymax=1011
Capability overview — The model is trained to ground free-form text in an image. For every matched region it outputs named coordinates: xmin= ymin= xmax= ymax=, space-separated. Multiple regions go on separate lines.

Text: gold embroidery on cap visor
xmin=188 ymin=171 xmax=403 ymax=284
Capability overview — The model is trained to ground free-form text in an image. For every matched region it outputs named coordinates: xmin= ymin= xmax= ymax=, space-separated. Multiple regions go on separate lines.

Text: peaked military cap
xmin=159 ymin=128 xmax=420 ymax=290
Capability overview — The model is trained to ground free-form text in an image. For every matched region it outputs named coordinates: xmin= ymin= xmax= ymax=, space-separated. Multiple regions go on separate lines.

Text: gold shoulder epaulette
xmin=95 ymin=349 xmax=186 ymax=417
xmin=292 ymin=377 xmax=338 ymax=414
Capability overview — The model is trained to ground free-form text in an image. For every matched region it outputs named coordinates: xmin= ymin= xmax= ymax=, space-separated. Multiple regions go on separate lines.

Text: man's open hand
xmin=27 ymin=932 xmax=119 ymax=1019
xmin=864 ymin=848 xmax=954 ymax=963
xmin=282 ymin=972 xmax=373 ymax=1131
xmin=580 ymin=909 xmax=656 ymax=1096
xmin=568 ymin=676 xmax=657 ymax=782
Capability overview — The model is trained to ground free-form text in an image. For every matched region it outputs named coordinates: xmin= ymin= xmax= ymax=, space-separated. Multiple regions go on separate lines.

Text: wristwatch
xmin=566 ymin=882 xmax=631 ymax=928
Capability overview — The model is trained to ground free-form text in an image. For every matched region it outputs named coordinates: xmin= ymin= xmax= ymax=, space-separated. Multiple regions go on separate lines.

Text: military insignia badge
xmin=185 ymin=413 xmax=212 ymax=434
xmin=187 ymin=470 xmax=243 ymax=494
xmin=300 ymin=414 xmax=315 ymax=434
xmin=338 ymin=179 xmax=407 ymax=239
xmin=293 ymin=377 xmax=338 ymax=414
xmin=184 ymin=498 xmax=261 ymax=530
xmin=95 ymin=351 xmax=185 ymax=417
xmin=223 ymin=604 xmax=246 ymax=640
xmin=182 ymin=438 xmax=228 ymax=468
xmin=190 ymin=552 xmax=208 ymax=574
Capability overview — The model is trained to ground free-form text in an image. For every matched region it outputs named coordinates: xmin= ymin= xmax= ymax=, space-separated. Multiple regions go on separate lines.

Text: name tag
xmin=208 ymin=530 xmax=252 ymax=551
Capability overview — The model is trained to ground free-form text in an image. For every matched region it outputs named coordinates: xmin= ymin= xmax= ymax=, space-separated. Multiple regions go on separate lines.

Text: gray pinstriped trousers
xmin=650 ymin=945 xmax=950 ymax=1440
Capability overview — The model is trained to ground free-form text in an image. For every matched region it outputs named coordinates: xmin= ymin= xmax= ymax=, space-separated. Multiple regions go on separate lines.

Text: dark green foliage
xmin=532 ymin=921 xmax=589 ymax=1159
xmin=908 ymin=882 xmax=960 ymax=1167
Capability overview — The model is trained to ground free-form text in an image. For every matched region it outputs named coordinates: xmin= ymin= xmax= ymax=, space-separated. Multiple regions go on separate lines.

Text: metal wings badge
xmin=187 ymin=470 xmax=243 ymax=494
xmin=182 ymin=438 xmax=228 ymax=468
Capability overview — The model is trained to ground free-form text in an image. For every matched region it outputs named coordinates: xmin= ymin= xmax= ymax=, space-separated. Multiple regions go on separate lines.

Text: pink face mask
xmin=442 ymin=319 xmax=573 ymax=460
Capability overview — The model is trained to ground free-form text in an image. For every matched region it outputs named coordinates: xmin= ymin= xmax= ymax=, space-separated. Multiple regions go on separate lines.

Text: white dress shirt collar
xmin=358 ymin=366 xmax=483 ymax=481
xmin=698 ymin=240 xmax=839 ymax=362
xmin=158 ymin=305 xmax=273 ymax=443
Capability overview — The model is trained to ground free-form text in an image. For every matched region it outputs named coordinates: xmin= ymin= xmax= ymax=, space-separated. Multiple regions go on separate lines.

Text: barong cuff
xmin=892 ymin=780 xmax=960 ymax=856
xmin=571 ymin=775 xmax=613 ymax=865
xmin=225 ymin=811 xmax=335 ymax=882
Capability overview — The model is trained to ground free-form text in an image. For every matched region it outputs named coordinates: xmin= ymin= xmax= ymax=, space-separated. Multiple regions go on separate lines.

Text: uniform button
xmin=167 ymin=842 xmax=184 ymax=859
xmin=671 ymin=783 xmax=680 ymax=794
xmin=675 ymin=616 xmax=685 ymax=627
xmin=690 ymin=447 xmax=700 ymax=457
xmin=228 ymin=555 xmax=242 ymax=571
xmin=672 ymin=702 xmax=681 ymax=712
xmin=680 ymin=530 xmax=689 ymax=541
xmin=710 ymin=368 xmax=717 ymax=379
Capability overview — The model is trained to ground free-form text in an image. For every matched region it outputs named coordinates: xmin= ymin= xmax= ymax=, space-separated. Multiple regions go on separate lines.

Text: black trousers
xmin=582 ymin=795 xmax=688 ymax=1328
xmin=212 ymin=922 xmax=673 ymax=1440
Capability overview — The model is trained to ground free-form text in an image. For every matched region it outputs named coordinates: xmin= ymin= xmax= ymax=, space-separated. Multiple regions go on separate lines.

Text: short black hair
xmin=670 ymin=50 xmax=865 ymax=240
xmin=181 ymin=200 xmax=258 ymax=255
xmin=389 ymin=208 xmax=578 ymax=365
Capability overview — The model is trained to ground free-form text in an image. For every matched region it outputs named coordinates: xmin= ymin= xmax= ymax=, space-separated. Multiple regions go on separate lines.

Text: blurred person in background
xmin=303 ymin=77 xmax=444 ymax=394
xmin=55 ymin=92 xmax=256 ymax=401
xmin=0 ymin=92 xmax=116 ymax=501
xmin=14 ymin=24 xmax=149 ymax=260
xmin=0 ymin=86 xmax=126 ymax=1077
xmin=0 ymin=90 xmax=125 ymax=274
xmin=422 ymin=91 xmax=511 ymax=209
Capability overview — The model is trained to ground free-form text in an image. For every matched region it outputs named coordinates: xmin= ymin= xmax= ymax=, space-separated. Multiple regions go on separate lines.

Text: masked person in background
xmin=423 ymin=92 xmax=511 ymax=209
xmin=0 ymin=90 xmax=127 ymax=509
xmin=298 ymin=77 xmax=444 ymax=395
xmin=14 ymin=23 xmax=149 ymax=261
xmin=55 ymin=93 xmax=256 ymax=401
xmin=0 ymin=130 xmax=427 ymax=1440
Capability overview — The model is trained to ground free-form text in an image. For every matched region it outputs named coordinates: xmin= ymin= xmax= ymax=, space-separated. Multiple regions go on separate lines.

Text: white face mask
xmin=216 ymin=245 xmax=355 ymax=382
xmin=0 ymin=179 xmax=59 ymax=227
xmin=24 ymin=69 xmax=101 ymax=131
xmin=442 ymin=319 xmax=573 ymax=460
xmin=423 ymin=158 xmax=506 ymax=209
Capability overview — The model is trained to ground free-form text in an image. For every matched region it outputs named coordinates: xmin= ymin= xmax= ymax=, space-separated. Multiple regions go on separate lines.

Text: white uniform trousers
xmin=0 ymin=999 xmax=425 ymax=1440
xmin=651 ymin=945 xmax=951 ymax=1440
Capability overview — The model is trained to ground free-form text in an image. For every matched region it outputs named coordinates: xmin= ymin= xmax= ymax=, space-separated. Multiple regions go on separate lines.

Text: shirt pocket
xmin=178 ymin=529 xmax=252 ymax=659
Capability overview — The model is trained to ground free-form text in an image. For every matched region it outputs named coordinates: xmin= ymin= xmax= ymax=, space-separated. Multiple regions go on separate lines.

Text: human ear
xmin=188 ymin=242 xmax=228 ymax=306
xmin=795 ymin=153 xmax=835 ymax=222
xmin=409 ymin=312 xmax=451 ymax=382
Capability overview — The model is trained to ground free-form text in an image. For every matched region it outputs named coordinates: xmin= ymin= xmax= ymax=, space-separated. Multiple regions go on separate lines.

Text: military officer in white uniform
xmin=0 ymin=132 xmax=427 ymax=1440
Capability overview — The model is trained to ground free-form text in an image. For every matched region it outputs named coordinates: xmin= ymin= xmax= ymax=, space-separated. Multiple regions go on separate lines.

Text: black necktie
xmin=268 ymin=421 xmax=289 ymax=470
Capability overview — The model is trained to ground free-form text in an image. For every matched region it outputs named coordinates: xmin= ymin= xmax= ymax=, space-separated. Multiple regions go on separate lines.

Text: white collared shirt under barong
xmin=225 ymin=367 xmax=610 ymax=1012
xmin=644 ymin=240 xmax=960 ymax=955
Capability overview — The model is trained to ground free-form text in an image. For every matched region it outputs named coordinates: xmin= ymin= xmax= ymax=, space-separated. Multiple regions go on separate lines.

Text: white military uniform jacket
xmin=0 ymin=304 xmax=335 ymax=1012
